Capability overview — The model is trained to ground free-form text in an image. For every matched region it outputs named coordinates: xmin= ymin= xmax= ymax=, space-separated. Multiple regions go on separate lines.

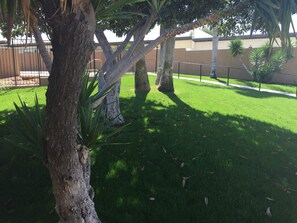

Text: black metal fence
xmin=172 ymin=61 xmax=297 ymax=96
xmin=1 ymin=40 xmax=297 ymax=96
xmin=0 ymin=38 xmax=101 ymax=87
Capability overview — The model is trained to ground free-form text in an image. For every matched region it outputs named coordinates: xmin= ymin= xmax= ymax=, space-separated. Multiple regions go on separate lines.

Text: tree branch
xmin=105 ymin=13 xmax=156 ymax=78
xmin=123 ymin=13 xmax=155 ymax=60
xmin=95 ymin=27 xmax=113 ymax=59
xmin=111 ymin=17 xmax=147 ymax=61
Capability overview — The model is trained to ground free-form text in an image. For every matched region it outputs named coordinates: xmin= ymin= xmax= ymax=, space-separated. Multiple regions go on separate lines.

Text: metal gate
xmin=0 ymin=38 xmax=51 ymax=87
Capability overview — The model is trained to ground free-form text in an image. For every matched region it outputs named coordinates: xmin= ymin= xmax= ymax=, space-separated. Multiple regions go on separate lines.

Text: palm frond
xmin=251 ymin=0 xmax=297 ymax=57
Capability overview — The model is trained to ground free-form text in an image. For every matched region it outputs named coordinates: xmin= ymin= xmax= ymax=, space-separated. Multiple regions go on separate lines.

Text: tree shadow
xmin=0 ymin=115 xmax=57 ymax=222
xmin=214 ymin=77 xmax=227 ymax=84
xmin=234 ymin=88 xmax=297 ymax=99
xmin=92 ymin=94 xmax=297 ymax=223
xmin=0 ymin=109 xmax=14 ymax=124
xmin=1 ymin=90 xmax=297 ymax=222
xmin=185 ymin=80 xmax=296 ymax=99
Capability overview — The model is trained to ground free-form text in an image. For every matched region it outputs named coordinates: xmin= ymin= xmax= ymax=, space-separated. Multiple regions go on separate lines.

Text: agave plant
xmin=5 ymin=94 xmax=45 ymax=160
xmin=249 ymin=47 xmax=285 ymax=83
xmin=6 ymin=71 xmax=119 ymax=158
xmin=251 ymin=0 xmax=297 ymax=58
xmin=78 ymin=71 xmax=108 ymax=148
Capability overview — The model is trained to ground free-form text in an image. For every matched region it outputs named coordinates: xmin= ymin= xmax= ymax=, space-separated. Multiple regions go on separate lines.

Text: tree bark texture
xmin=134 ymin=32 xmax=150 ymax=92
xmin=155 ymin=41 xmax=165 ymax=85
xmin=155 ymin=26 xmax=165 ymax=85
xmin=99 ymin=79 xmax=124 ymax=125
xmin=41 ymin=1 xmax=100 ymax=222
xmin=158 ymin=35 xmax=175 ymax=93
xmin=95 ymin=28 xmax=125 ymax=126
xmin=135 ymin=56 xmax=150 ymax=92
xmin=210 ymin=28 xmax=218 ymax=78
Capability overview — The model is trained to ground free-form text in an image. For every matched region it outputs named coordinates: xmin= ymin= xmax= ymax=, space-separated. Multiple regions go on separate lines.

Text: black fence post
xmin=258 ymin=81 xmax=261 ymax=91
xmin=37 ymin=46 xmax=41 ymax=86
xmin=93 ymin=48 xmax=96 ymax=72
xmin=155 ymin=45 xmax=158 ymax=73
xmin=11 ymin=39 xmax=17 ymax=86
xmin=199 ymin=64 xmax=202 ymax=82
xmin=227 ymin=67 xmax=230 ymax=86
xmin=178 ymin=62 xmax=180 ymax=79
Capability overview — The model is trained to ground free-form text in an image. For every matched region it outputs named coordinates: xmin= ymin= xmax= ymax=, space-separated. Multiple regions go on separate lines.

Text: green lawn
xmin=1 ymin=75 xmax=297 ymax=222
xmin=172 ymin=73 xmax=297 ymax=94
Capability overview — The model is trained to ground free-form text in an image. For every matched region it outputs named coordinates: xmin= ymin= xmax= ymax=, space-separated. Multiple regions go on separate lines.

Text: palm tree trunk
xmin=95 ymin=28 xmax=125 ymax=125
xmin=135 ymin=57 xmax=150 ymax=92
xmin=158 ymin=33 xmax=175 ymax=93
xmin=210 ymin=27 xmax=218 ymax=78
xmin=155 ymin=25 xmax=165 ymax=85
xmin=134 ymin=31 xmax=150 ymax=92
xmin=41 ymin=1 xmax=100 ymax=222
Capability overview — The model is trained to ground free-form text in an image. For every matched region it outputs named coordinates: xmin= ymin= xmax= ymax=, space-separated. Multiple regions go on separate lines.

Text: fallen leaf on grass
xmin=204 ymin=197 xmax=208 ymax=206
xmin=171 ymin=155 xmax=178 ymax=161
xmin=239 ymin=155 xmax=248 ymax=160
xmin=265 ymin=197 xmax=274 ymax=201
xmin=192 ymin=153 xmax=202 ymax=160
xmin=182 ymin=177 xmax=191 ymax=188
xmin=265 ymin=207 xmax=272 ymax=217
xmin=180 ymin=162 xmax=185 ymax=168
xmin=149 ymin=197 xmax=155 ymax=201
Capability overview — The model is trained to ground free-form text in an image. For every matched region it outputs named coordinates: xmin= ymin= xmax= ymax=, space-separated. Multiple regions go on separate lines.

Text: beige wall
xmin=145 ymin=47 xmax=297 ymax=84
xmin=0 ymin=48 xmax=20 ymax=77
xmin=175 ymin=40 xmax=194 ymax=49
xmin=1 ymin=42 xmax=296 ymax=85
xmin=192 ymin=37 xmax=297 ymax=50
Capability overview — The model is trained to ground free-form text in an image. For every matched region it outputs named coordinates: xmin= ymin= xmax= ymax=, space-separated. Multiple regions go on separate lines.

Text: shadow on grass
xmin=1 ymin=93 xmax=297 ymax=223
xmin=234 ymin=88 xmax=297 ymax=100
xmin=0 ymin=109 xmax=14 ymax=124
xmin=92 ymin=92 xmax=297 ymax=223
xmin=0 ymin=117 xmax=57 ymax=222
xmin=185 ymin=81 xmax=296 ymax=100
xmin=213 ymin=77 xmax=227 ymax=84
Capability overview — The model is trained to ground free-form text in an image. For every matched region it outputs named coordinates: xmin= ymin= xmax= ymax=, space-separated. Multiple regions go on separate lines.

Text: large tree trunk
xmin=210 ymin=27 xmax=218 ymax=78
xmin=155 ymin=26 xmax=165 ymax=85
xmin=42 ymin=1 xmax=100 ymax=223
xmin=158 ymin=34 xmax=175 ymax=93
xmin=134 ymin=32 xmax=150 ymax=92
xmin=95 ymin=28 xmax=125 ymax=126
xmin=99 ymin=80 xmax=124 ymax=125
xmin=135 ymin=57 xmax=150 ymax=92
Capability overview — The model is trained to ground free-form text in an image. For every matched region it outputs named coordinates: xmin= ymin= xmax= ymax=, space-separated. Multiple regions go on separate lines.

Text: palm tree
xmin=210 ymin=27 xmax=219 ymax=78
xmin=251 ymin=0 xmax=297 ymax=57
